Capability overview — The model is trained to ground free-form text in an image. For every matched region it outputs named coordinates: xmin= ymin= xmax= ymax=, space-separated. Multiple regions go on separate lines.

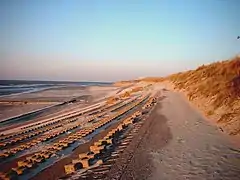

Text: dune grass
xmin=168 ymin=56 xmax=240 ymax=135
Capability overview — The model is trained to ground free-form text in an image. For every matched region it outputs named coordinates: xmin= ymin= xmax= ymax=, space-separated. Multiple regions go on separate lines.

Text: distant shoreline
xmin=0 ymin=84 xmax=116 ymax=125
xmin=0 ymin=80 xmax=113 ymax=97
xmin=0 ymin=79 xmax=113 ymax=84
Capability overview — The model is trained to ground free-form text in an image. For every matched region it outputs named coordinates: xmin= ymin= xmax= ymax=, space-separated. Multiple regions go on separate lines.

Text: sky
xmin=1 ymin=0 xmax=240 ymax=82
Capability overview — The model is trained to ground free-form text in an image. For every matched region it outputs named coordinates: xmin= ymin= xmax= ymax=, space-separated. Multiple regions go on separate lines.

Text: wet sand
xmin=0 ymin=85 xmax=118 ymax=124
xmin=0 ymin=103 xmax=51 ymax=124
xmin=107 ymin=87 xmax=240 ymax=180
xmin=0 ymin=85 xmax=119 ymax=133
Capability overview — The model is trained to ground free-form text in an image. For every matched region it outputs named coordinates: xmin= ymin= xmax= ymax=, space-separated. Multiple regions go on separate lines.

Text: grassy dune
xmin=168 ymin=56 xmax=240 ymax=135
xmin=116 ymin=56 xmax=240 ymax=135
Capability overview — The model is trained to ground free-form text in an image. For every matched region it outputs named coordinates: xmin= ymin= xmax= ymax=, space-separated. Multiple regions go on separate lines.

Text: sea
xmin=0 ymin=80 xmax=112 ymax=97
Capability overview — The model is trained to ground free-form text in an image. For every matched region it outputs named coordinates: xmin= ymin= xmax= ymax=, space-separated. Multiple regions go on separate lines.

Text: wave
xmin=0 ymin=80 xmax=112 ymax=97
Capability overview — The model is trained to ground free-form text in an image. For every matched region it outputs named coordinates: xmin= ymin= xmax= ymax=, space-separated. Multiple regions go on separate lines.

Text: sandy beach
xmin=0 ymin=83 xmax=138 ymax=178
xmin=2 ymin=1 xmax=239 ymax=179
xmin=106 ymin=84 xmax=240 ymax=180
xmin=0 ymin=82 xmax=239 ymax=180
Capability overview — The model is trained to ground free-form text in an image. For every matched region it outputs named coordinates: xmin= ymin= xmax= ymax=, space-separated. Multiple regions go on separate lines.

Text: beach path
xmin=108 ymin=88 xmax=240 ymax=180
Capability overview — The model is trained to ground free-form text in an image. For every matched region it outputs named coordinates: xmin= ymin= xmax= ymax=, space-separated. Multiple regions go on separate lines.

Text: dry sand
xmin=150 ymin=89 xmax=240 ymax=180
xmin=107 ymin=84 xmax=240 ymax=180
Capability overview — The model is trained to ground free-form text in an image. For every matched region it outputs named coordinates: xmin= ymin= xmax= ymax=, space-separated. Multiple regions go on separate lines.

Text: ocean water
xmin=0 ymin=80 xmax=112 ymax=97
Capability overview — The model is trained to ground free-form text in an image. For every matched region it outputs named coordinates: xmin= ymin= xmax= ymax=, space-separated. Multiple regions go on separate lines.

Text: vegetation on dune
xmin=114 ymin=56 xmax=240 ymax=135
xmin=169 ymin=57 xmax=240 ymax=108
xmin=113 ymin=80 xmax=139 ymax=86
xmin=137 ymin=77 xmax=164 ymax=83
xmin=114 ymin=77 xmax=164 ymax=86
xmin=168 ymin=56 xmax=240 ymax=135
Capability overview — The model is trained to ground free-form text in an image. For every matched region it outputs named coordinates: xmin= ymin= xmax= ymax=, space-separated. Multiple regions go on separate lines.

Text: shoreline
xmin=0 ymin=81 xmax=113 ymax=98
xmin=0 ymin=85 xmax=120 ymax=135
xmin=0 ymin=80 xmax=113 ymax=98
xmin=0 ymin=85 xmax=86 ymax=99
xmin=0 ymin=85 xmax=115 ymax=124
xmin=0 ymin=86 xmax=60 ymax=98
xmin=0 ymin=83 xmax=134 ymax=179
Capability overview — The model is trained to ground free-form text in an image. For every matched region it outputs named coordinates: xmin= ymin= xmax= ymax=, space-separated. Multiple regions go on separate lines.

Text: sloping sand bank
xmin=107 ymin=85 xmax=240 ymax=180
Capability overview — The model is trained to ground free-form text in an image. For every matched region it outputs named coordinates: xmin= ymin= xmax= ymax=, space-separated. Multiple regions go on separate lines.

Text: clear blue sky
xmin=1 ymin=0 xmax=240 ymax=81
